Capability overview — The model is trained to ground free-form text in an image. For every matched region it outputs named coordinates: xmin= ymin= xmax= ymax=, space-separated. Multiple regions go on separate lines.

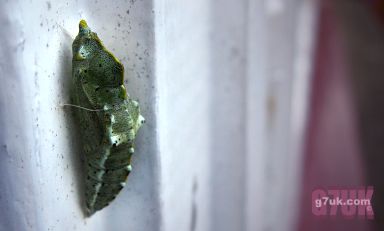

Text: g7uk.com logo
xmin=311 ymin=186 xmax=374 ymax=219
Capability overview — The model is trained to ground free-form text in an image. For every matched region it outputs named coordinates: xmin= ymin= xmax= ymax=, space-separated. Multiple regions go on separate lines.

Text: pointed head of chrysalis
xmin=72 ymin=20 xmax=126 ymax=107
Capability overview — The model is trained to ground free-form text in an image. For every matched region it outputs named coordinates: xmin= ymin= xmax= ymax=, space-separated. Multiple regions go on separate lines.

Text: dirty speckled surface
xmin=0 ymin=0 xmax=158 ymax=230
xmin=0 ymin=0 xmax=317 ymax=230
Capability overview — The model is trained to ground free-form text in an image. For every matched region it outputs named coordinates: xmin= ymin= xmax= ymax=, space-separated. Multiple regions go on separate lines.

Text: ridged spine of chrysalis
xmin=71 ymin=20 xmax=145 ymax=216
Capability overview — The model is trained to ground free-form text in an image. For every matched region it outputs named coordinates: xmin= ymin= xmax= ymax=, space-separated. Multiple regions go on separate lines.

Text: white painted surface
xmin=0 ymin=0 xmax=317 ymax=230
xmin=209 ymin=1 xmax=248 ymax=230
xmin=0 ymin=0 xmax=159 ymax=230
xmin=245 ymin=1 xmax=318 ymax=231
xmin=187 ymin=0 xmax=317 ymax=230
xmin=154 ymin=1 xmax=212 ymax=230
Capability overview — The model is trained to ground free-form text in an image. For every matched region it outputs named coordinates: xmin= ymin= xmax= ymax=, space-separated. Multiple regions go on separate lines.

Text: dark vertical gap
xmin=298 ymin=1 xmax=377 ymax=230
xmin=334 ymin=0 xmax=384 ymax=229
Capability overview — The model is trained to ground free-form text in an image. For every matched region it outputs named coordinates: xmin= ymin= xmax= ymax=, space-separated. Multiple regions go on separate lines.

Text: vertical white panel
xmin=245 ymin=1 xmax=268 ymax=230
xmin=154 ymin=1 xmax=211 ymax=231
xmin=288 ymin=1 xmax=318 ymax=229
xmin=209 ymin=1 xmax=248 ymax=230
xmin=0 ymin=0 xmax=159 ymax=230
xmin=245 ymin=0 xmax=318 ymax=231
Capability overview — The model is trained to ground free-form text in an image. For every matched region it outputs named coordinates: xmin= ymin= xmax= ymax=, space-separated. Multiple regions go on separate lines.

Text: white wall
xmin=0 ymin=0 xmax=159 ymax=230
xmin=0 ymin=0 xmax=317 ymax=230
xmin=154 ymin=0 xmax=212 ymax=230
xmin=245 ymin=1 xmax=318 ymax=231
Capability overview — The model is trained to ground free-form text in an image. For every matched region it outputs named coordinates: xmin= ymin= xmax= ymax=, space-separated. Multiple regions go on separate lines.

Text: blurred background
xmin=0 ymin=0 xmax=384 ymax=230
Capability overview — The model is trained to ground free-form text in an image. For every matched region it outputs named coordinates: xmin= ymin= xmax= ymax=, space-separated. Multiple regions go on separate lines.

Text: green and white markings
xmin=71 ymin=20 xmax=144 ymax=216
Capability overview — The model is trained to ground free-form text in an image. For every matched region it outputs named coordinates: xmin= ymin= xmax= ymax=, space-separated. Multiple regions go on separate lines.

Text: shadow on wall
xmin=58 ymin=28 xmax=88 ymax=217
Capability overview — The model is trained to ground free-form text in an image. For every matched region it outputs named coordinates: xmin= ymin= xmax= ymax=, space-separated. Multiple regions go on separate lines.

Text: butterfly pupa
xmin=71 ymin=20 xmax=145 ymax=216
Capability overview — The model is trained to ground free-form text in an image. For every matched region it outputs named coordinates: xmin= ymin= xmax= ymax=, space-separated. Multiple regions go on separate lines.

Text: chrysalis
xmin=71 ymin=20 xmax=144 ymax=216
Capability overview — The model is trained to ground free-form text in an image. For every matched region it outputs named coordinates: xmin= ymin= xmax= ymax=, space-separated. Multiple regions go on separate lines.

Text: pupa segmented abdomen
xmin=84 ymin=101 xmax=143 ymax=215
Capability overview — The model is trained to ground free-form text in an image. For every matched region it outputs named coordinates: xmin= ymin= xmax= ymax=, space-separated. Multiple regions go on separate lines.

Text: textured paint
xmin=71 ymin=20 xmax=144 ymax=216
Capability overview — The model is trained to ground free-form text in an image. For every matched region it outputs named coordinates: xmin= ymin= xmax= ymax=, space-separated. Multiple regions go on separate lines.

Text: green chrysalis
xmin=71 ymin=20 xmax=144 ymax=216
